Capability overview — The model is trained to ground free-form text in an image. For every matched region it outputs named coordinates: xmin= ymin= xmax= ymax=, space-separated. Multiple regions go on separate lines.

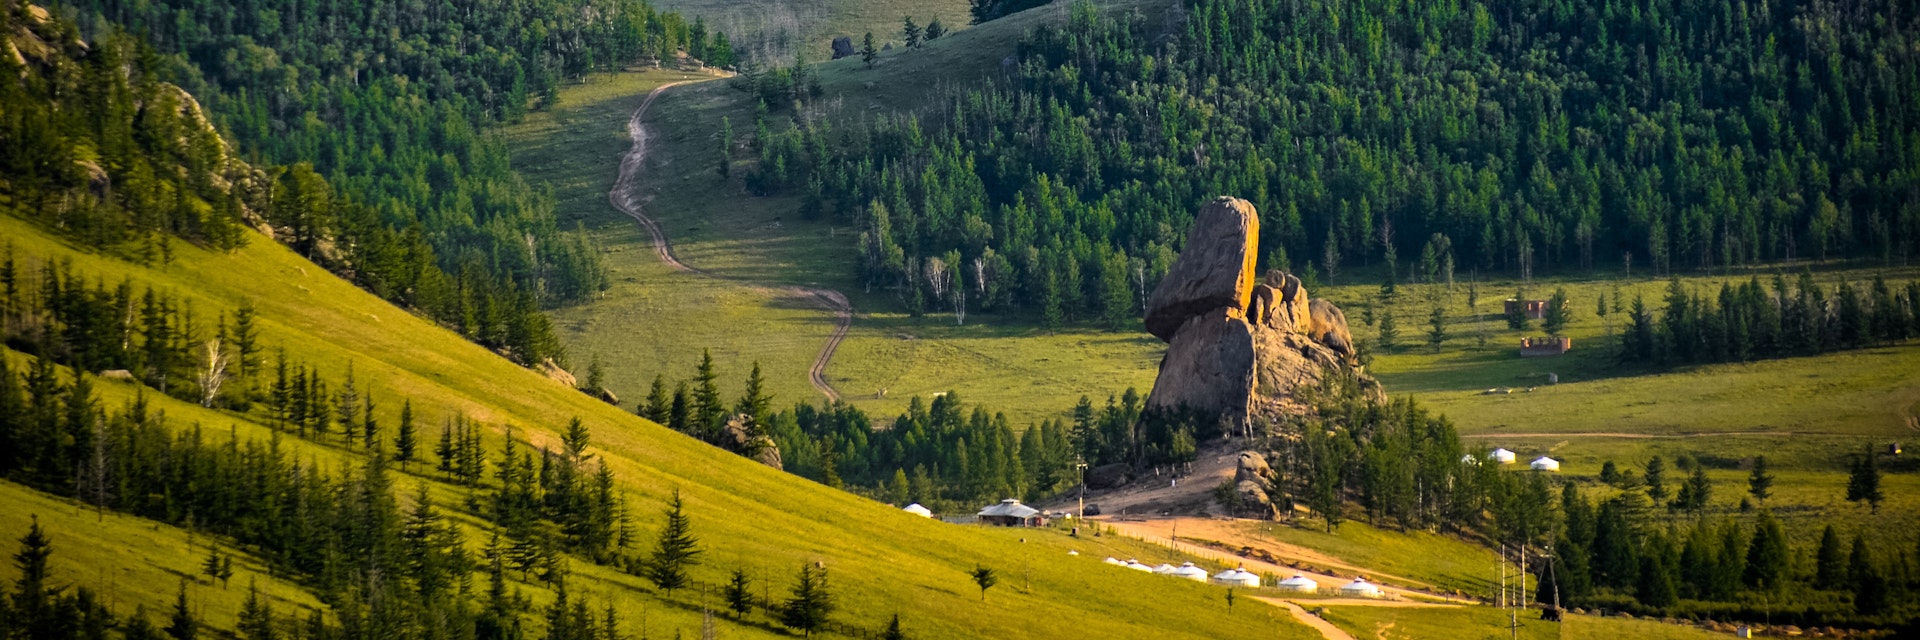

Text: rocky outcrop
xmin=1143 ymin=197 xmax=1379 ymax=433
xmin=537 ymin=358 xmax=577 ymax=387
xmin=830 ymin=37 xmax=855 ymax=59
xmin=1222 ymin=451 xmax=1280 ymax=519
xmin=721 ymin=414 xmax=783 ymax=470
xmin=1143 ymin=197 xmax=1260 ymax=341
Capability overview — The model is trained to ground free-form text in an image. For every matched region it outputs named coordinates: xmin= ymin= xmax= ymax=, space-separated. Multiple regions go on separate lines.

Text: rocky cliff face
xmin=1143 ymin=197 xmax=1382 ymax=433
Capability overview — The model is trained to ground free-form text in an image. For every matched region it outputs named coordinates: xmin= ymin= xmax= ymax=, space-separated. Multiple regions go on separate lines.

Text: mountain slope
xmin=0 ymin=210 xmax=1307 ymax=637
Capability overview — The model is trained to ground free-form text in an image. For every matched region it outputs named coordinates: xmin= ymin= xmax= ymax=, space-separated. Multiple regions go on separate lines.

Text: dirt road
xmin=1097 ymin=517 xmax=1476 ymax=605
xmin=611 ymin=82 xmax=853 ymax=402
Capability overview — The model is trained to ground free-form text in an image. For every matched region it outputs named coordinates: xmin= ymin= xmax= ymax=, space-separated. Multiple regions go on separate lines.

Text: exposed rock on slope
xmin=1143 ymin=196 xmax=1381 ymax=432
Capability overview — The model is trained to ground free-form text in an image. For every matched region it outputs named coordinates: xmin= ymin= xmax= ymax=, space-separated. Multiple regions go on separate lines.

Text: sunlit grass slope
xmin=0 ymin=214 xmax=1312 ymax=637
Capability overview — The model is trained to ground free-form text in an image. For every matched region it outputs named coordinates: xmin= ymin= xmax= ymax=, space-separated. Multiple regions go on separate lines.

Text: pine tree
xmin=881 ymin=614 xmax=905 ymax=640
xmin=201 ymin=548 xmax=224 ymax=585
xmin=12 ymin=517 xmax=53 ymax=631
xmin=969 ymin=566 xmax=997 ymax=601
xmin=1847 ymin=444 xmax=1884 ymax=514
xmin=1644 ymin=457 xmax=1668 ymax=503
xmin=237 ymin=581 xmax=275 ymax=640
xmin=736 ymin=362 xmax=770 ymax=422
xmin=723 ymin=569 xmax=754 ymax=617
xmin=925 ymin=18 xmax=946 ymax=39
xmin=861 ymin=33 xmax=878 ymax=69
xmin=1747 ymin=455 xmax=1773 ymax=503
xmin=692 ymin=350 xmax=722 ymax=437
xmin=1636 ymin=553 xmax=1677 ymax=608
xmin=902 ymin=17 xmax=922 ymax=49
xmin=1850 ymin=535 xmax=1888 ymax=615
xmin=641 ymin=375 xmax=670 ymax=423
xmin=1744 ymin=511 xmax=1788 ymax=591
xmin=1543 ymin=287 xmax=1572 ymax=335
xmin=645 ymin=489 xmax=702 ymax=595
xmin=778 ymin=564 xmax=833 ymax=638
xmin=165 ymin=582 xmax=197 ymax=640
xmin=394 ymin=400 xmax=416 ymax=466
xmin=1426 ymin=306 xmax=1446 ymax=351
xmin=1378 ymin=309 xmax=1398 ymax=349
xmin=1815 ymin=525 xmax=1846 ymax=589
xmin=1506 ymin=290 xmax=1530 ymax=330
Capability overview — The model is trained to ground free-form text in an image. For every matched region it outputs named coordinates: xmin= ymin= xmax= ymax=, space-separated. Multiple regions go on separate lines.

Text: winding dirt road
xmin=611 ymin=82 xmax=852 ymax=402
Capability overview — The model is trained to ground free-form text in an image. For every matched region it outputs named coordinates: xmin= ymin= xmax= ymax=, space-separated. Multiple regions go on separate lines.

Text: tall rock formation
xmin=1143 ymin=197 xmax=1381 ymax=433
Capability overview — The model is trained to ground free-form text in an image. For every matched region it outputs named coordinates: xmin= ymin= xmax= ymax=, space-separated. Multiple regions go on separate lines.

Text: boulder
xmin=830 ymin=37 xmax=855 ymax=59
xmin=1265 ymin=270 xmax=1310 ymax=332
xmin=537 ymin=358 xmax=577 ymax=388
xmin=97 ymin=369 xmax=135 ymax=382
xmin=1144 ymin=308 xmax=1257 ymax=426
xmin=720 ymin=414 xmax=783 ymax=470
xmin=1235 ymin=451 xmax=1274 ymax=486
xmin=593 ymin=387 xmax=620 ymax=405
xmin=1307 ymin=298 xmax=1354 ymax=360
xmin=1230 ymin=479 xmax=1279 ymax=519
xmin=1143 ymin=197 xmax=1260 ymax=341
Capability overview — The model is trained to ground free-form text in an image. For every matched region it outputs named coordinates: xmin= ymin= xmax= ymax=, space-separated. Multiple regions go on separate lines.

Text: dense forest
xmin=2 ymin=0 xmax=734 ymax=366
xmin=750 ymin=0 xmax=1918 ymax=327
xmin=1617 ymin=273 xmax=1920 ymax=366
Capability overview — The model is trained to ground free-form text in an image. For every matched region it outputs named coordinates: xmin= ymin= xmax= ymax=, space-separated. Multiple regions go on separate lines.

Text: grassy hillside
xmin=0 ymin=214 xmax=1311 ymax=637
xmin=658 ymin=0 xmax=974 ymax=65
xmin=508 ymin=0 xmax=1173 ymax=426
xmin=0 ymin=481 xmax=326 ymax=632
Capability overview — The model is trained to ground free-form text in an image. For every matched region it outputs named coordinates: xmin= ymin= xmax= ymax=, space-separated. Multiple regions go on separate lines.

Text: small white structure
xmin=1125 ymin=559 xmax=1155 ymax=572
xmin=1339 ymin=578 xmax=1383 ymax=598
xmin=1211 ymin=568 xmax=1262 ymax=588
xmin=1103 ymin=557 xmax=1126 ymax=566
xmin=901 ymin=503 xmax=933 ymax=517
xmin=1490 ymin=448 xmax=1517 ymax=464
xmin=1152 ymin=563 xmax=1178 ymax=575
xmin=1531 ymin=456 xmax=1561 ymax=472
xmin=1277 ymin=575 xmax=1319 ymax=593
xmin=1067 ymin=550 xmax=1079 ymax=556
xmin=1172 ymin=563 xmax=1210 ymax=582
xmin=1461 ymin=454 xmax=1480 ymax=465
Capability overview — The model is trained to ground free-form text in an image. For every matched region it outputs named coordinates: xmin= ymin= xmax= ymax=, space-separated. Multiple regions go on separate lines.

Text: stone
xmin=97 ymin=369 xmax=135 ymax=381
xmin=537 ymin=358 xmax=577 ymax=388
xmin=1143 ymin=197 xmax=1260 ymax=341
xmin=830 ymin=37 xmax=855 ymax=59
xmin=1235 ymin=451 xmax=1274 ymax=485
xmin=720 ymin=414 xmax=783 ymax=470
xmin=1144 ymin=308 xmax=1257 ymax=425
xmin=1307 ymin=298 xmax=1355 ymax=360
xmin=593 ymin=387 xmax=620 ymax=405
xmin=1230 ymin=479 xmax=1278 ymax=519
xmin=1266 ymin=270 xmax=1310 ymax=332
xmin=1087 ymin=462 xmax=1133 ymax=489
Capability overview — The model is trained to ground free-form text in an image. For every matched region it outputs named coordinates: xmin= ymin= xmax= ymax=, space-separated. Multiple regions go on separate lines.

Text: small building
xmin=1520 ymin=336 xmax=1572 ymax=357
xmin=1339 ymin=578 xmax=1383 ymax=598
xmin=1277 ymin=575 xmax=1319 ymax=593
xmin=1505 ymin=298 xmax=1549 ymax=320
xmin=1152 ymin=563 xmax=1178 ymax=575
xmin=1103 ymin=557 xmax=1126 ymax=566
xmin=1212 ymin=568 xmax=1262 ymax=588
xmin=901 ymin=503 xmax=933 ymax=518
xmin=1490 ymin=448 xmax=1517 ymax=464
xmin=1531 ymin=456 xmax=1561 ymax=472
xmin=1172 ymin=563 xmax=1209 ymax=582
xmin=976 ymin=498 xmax=1048 ymax=527
xmin=1125 ymin=559 xmax=1155 ymax=572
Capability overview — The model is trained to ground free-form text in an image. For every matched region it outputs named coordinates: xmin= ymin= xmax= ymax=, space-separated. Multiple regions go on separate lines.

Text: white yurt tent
xmin=1490 ymin=448 xmax=1517 ymax=464
xmin=1103 ymin=557 xmax=1126 ymax=566
xmin=1531 ymin=456 xmax=1561 ymax=472
xmin=1152 ymin=563 xmax=1178 ymax=575
xmin=1339 ymin=578 xmax=1383 ymax=598
xmin=1277 ymin=575 xmax=1319 ymax=593
xmin=901 ymin=503 xmax=933 ymax=517
xmin=1125 ymin=559 xmax=1155 ymax=572
xmin=1172 ymin=563 xmax=1209 ymax=582
xmin=1219 ymin=568 xmax=1262 ymax=588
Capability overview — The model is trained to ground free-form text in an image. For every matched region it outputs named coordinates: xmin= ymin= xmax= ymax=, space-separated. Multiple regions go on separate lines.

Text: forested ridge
xmin=751 ymin=0 xmax=1918 ymax=327
xmin=2 ymin=0 xmax=735 ymax=365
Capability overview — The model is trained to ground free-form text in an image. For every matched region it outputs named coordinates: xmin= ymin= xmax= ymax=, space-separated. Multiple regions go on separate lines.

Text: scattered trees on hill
xmin=779 ymin=563 xmax=834 ymax=638
xmin=1620 ymin=274 xmax=1920 ymax=367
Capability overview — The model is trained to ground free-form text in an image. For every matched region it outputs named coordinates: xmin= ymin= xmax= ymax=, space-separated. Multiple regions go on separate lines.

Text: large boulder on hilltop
xmin=1235 ymin=451 xmax=1275 ymax=485
xmin=1307 ymin=298 xmax=1355 ymax=360
xmin=1139 ymin=197 xmax=1382 ymax=435
xmin=830 ymin=37 xmax=855 ymax=59
xmin=1143 ymin=197 xmax=1260 ymax=341
xmin=1144 ymin=308 xmax=1257 ymax=426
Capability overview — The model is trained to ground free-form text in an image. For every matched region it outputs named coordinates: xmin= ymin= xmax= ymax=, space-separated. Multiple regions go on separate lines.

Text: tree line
xmin=1619 ymin=273 xmax=1920 ymax=366
xmin=742 ymin=0 xmax=1918 ymax=328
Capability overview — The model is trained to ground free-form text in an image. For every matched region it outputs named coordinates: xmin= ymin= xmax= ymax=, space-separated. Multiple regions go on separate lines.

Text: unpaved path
xmin=611 ymin=82 xmax=853 ymax=402
xmin=1267 ymin=599 xmax=1357 ymax=640
xmin=1097 ymin=517 xmax=1476 ymax=605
